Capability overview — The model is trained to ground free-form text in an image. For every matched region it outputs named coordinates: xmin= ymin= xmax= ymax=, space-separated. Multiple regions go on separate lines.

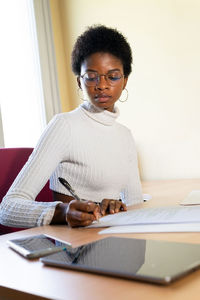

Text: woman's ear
xmin=77 ymin=77 xmax=82 ymax=89
xmin=123 ymin=77 xmax=128 ymax=89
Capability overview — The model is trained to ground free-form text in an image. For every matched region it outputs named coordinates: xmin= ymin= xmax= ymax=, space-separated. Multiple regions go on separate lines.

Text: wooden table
xmin=1 ymin=179 xmax=200 ymax=300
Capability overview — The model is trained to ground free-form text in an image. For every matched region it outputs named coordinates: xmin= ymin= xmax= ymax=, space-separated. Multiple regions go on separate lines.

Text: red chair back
xmin=0 ymin=148 xmax=52 ymax=234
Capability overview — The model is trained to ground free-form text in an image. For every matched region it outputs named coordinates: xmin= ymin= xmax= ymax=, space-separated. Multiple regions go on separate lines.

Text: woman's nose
xmin=96 ymin=75 xmax=109 ymax=90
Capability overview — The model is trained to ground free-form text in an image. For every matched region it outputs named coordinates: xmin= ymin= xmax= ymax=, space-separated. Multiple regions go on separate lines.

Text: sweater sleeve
xmin=120 ymin=130 xmax=143 ymax=206
xmin=0 ymin=114 xmax=70 ymax=228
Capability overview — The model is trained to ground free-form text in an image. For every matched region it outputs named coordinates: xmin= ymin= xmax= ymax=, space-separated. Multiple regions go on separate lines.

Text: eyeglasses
xmin=80 ymin=70 xmax=124 ymax=87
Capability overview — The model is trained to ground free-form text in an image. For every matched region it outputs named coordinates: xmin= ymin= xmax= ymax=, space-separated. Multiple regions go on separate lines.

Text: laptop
xmin=40 ymin=236 xmax=200 ymax=285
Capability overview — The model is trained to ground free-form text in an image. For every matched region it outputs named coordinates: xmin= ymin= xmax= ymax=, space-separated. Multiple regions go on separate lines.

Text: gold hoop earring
xmin=119 ymin=88 xmax=128 ymax=103
xmin=77 ymin=88 xmax=85 ymax=101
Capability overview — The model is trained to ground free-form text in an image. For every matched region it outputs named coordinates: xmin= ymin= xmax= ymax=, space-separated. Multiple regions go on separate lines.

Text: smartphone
xmin=7 ymin=234 xmax=71 ymax=259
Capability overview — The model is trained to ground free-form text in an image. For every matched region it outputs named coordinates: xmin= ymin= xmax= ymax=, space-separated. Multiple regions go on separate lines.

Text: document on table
xmin=87 ymin=206 xmax=200 ymax=228
xmin=180 ymin=190 xmax=200 ymax=205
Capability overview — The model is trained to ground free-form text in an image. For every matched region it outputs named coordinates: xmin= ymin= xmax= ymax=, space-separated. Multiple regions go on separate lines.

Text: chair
xmin=0 ymin=147 xmax=52 ymax=234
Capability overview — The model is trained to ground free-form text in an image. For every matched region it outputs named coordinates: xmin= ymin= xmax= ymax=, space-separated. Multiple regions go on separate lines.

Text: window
xmin=0 ymin=0 xmax=61 ymax=147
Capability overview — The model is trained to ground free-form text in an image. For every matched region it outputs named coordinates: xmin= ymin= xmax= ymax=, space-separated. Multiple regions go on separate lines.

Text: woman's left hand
xmin=100 ymin=199 xmax=127 ymax=216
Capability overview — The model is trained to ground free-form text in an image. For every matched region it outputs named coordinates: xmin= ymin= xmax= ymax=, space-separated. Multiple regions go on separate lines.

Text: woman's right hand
xmin=65 ymin=200 xmax=100 ymax=227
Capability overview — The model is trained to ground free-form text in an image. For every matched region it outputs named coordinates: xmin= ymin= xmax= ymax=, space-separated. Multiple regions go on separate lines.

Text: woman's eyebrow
xmin=85 ymin=68 xmax=97 ymax=72
xmin=85 ymin=68 xmax=121 ymax=73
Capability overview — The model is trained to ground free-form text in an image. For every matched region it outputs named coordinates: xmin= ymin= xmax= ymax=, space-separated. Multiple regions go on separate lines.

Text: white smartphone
xmin=7 ymin=234 xmax=71 ymax=259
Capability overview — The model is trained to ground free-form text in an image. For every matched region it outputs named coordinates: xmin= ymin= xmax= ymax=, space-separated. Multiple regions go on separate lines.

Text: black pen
xmin=58 ymin=177 xmax=82 ymax=201
xmin=58 ymin=177 xmax=100 ymax=222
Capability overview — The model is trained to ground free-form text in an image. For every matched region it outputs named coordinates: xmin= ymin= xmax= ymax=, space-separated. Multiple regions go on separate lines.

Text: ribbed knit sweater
xmin=0 ymin=101 xmax=142 ymax=228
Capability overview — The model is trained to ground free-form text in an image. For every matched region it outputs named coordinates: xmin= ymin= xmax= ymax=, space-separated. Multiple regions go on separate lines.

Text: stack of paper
xmin=99 ymin=223 xmax=200 ymax=234
xmin=86 ymin=206 xmax=200 ymax=234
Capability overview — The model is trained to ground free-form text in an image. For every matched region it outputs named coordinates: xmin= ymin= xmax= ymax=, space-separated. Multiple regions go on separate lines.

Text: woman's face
xmin=77 ymin=52 xmax=128 ymax=112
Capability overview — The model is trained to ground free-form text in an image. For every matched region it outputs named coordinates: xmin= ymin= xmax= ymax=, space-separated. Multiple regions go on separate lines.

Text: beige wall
xmin=50 ymin=0 xmax=200 ymax=181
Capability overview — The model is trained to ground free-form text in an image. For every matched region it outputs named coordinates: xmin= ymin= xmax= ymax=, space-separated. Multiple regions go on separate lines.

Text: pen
xmin=58 ymin=177 xmax=100 ymax=221
xmin=58 ymin=177 xmax=82 ymax=201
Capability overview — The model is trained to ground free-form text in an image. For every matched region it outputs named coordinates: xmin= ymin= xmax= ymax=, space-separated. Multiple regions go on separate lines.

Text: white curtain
xmin=33 ymin=0 xmax=61 ymax=123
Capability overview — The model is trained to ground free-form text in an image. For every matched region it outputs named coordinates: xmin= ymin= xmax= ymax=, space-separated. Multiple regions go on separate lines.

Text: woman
xmin=0 ymin=25 xmax=143 ymax=228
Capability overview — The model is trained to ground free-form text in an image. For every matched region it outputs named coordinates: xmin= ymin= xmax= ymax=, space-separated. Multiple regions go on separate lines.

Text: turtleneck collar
xmin=80 ymin=101 xmax=120 ymax=126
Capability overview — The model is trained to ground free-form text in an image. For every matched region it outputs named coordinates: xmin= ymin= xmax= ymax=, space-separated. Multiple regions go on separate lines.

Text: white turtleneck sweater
xmin=0 ymin=102 xmax=142 ymax=228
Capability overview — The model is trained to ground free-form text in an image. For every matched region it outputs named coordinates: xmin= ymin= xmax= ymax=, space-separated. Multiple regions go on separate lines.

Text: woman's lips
xmin=95 ymin=94 xmax=111 ymax=103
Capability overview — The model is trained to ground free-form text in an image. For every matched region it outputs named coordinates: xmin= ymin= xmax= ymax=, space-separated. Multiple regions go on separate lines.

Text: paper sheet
xmin=98 ymin=223 xmax=200 ymax=234
xmin=87 ymin=206 xmax=200 ymax=228
xmin=180 ymin=190 xmax=200 ymax=205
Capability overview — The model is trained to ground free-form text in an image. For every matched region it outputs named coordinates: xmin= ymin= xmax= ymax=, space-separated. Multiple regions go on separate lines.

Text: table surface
xmin=1 ymin=179 xmax=200 ymax=300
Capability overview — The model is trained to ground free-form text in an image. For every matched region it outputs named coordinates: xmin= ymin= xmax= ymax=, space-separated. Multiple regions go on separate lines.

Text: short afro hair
xmin=71 ymin=25 xmax=132 ymax=77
